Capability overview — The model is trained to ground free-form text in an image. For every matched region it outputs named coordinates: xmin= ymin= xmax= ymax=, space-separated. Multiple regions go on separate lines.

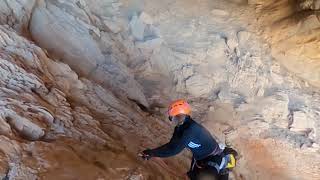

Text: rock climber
xmin=140 ymin=99 xmax=238 ymax=180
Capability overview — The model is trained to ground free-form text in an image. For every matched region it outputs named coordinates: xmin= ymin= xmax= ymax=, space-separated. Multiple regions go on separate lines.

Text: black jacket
xmin=148 ymin=117 xmax=222 ymax=160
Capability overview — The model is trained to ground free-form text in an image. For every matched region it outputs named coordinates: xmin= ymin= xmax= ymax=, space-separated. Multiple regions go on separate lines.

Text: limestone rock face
xmin=0 ymin=0 xmax=319 ymax=180
xmin=0 ymin=24 xmax=180 ymax=180
xmin=30 ymin=0 xmax=148 ymax=107
xmin=248 ymin=0 xmax=320 ymax=88
xmin=0 ymin=0 xmax=36 ymax=35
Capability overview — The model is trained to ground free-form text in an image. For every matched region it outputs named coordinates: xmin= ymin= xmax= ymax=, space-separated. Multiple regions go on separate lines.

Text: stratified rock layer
xmin=0 ymin=0 xmax=319 ymax=180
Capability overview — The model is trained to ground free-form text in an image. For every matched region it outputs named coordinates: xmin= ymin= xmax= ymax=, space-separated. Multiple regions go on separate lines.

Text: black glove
xmin=140 ymin=149 xmax=153 ymax=160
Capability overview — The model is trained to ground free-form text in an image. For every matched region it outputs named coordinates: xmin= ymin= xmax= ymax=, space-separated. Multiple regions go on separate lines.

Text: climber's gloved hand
xmin=139 ymin=149 xmax=153 ymax=160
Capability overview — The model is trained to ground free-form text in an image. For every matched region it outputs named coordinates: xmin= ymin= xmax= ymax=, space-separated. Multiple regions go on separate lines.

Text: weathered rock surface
xmin=30 ymin=0 xmax=148 ymax=107
xmin=248 ymin=0 xmax=320 ymax=89
xmin=0 ymin=23 xmax=181 ymax=179
xmin=0 ymin=0 xmax=36 ymax=35
xmin=0 ymin=0 xmax=319 ymax=179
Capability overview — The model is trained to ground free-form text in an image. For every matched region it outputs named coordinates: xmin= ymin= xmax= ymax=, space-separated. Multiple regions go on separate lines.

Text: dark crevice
xmin=128 ymin=98 xmax=149 ymax=113
xmin=2 ymin=167 xmax=10 ymax=180
xmin=93 ymin=161 xmax=106 ymax=170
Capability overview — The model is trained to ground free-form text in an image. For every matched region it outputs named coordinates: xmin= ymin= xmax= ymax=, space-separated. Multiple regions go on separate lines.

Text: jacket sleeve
xmin=148 ymin=128 xmax=186 ymax=158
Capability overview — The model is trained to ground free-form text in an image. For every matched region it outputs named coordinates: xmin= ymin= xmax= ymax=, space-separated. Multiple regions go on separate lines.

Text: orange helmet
xmin=168 ymin=99 xmax=191 ymax=117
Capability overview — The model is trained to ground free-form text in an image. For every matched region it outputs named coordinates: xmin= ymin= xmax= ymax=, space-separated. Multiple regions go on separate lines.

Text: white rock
xmin=227 ymin=38 xmax=238 ymax=51
xmin=135 ymin=38 xmax=163 ymax=50
xmin=30 ymin=4 xmax=148 ymax=107
xmin=240 ymin=93 xmax=290 ymax=128
xmin=270 ymin=71 xmax=284 ymax=85
xmin=129 ymin=174 xmax=143 ymax=180
xmin=218 ymin=89 xmax=243 ymax=104
xmin=103 ymin=19 xmax=122 ymax=33
xmin=0 ymin=0 xmax=36 ymax=33
xmin=6 ymin=112 xmax=44 ymax=141
xmin=129 ymin=14 xmax=145 ymax=41
xmin=77 ymin=0 xmax=86 ymax=7
xmin=112 ymin=2 xmax=123 ymax=10
xmin=206 ymin=38 xmax=228 ymax=62
xmin=209 ymin=106 xmax=215 ymax=112
xmin=182 ymin=66 xmax=194 ymax=79
xmin=185 ymin=74 xmax=213 ymax=97
xmin=290 ymin=111 xmax=315 ymax=132
xmin=144 ymin=25 xmax=160 ymax=39
xmin=30 ymin=3 xmax=99 ymax=76
xmin=139 ymin=12 xmax=153 ymax=24
xmin=261 ymin=94 xmax=289 ymax=127
xmin=211 ymin=9 xmax=229 ymax=17
xmin=237 ymin=31 xmax=251 ymax=44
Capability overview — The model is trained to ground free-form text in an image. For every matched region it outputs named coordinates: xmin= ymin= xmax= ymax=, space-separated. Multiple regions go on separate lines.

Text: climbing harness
xmin=197 ymin=153 xmax=236 ymax=174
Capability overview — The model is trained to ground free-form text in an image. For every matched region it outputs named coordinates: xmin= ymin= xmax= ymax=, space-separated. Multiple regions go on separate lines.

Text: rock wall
xmin=0 ymin=0 xmax=319 ymax=180
xmin=0 ymin=24 xmax=183 ymax=179
xmin=0 ymin=0 xmax=187 ymax=179
xmin=249 ymin=0 xmax=320 ymax=88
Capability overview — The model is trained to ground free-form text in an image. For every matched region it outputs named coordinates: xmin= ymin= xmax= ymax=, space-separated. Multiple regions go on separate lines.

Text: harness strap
xmin=193 ymin=145 xmax=235 ymax=173
xmin=219 ymin=156 xmax=227 ymax=170
xmin=206 ymin=156 xmax=227 ymax=173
